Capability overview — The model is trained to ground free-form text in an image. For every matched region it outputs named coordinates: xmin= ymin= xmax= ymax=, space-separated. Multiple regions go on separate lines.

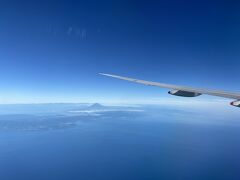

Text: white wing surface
xmin=99 ymin=73 xmax=240 ymax=107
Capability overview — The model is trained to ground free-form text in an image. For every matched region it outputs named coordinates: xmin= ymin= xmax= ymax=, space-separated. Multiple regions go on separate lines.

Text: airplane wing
xmin=99 ymin=73 xmax=240 ymax=107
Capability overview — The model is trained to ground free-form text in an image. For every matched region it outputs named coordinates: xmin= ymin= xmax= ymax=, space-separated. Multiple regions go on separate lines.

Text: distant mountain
xmin=88 ymin=103 xmax=105 ymax=109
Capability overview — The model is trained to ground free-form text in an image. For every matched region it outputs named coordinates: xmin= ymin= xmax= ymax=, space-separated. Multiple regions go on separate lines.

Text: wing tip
xmin=98 ymin=73 xmax=114 ymax=77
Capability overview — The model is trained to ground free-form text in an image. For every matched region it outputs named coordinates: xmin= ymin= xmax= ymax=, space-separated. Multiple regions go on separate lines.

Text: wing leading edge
xmin=99 ymin=73 xmax=240 ymax=107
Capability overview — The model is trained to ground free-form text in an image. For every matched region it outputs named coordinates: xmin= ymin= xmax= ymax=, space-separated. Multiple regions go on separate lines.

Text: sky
xmin=0 ymin=0 xmax=240 ymax=105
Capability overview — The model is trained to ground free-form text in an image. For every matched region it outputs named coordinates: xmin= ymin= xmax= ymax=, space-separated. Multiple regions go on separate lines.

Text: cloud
xmin=67 ymin=27 xmax=73 ymax=35
xmin=67 ymin=27 xmax=87 ymax=39
xmin=69 ymin=109 xmax=144 ymax=114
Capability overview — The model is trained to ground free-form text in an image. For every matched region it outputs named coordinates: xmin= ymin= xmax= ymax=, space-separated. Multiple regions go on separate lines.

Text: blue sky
xmin=0 ymin=0 xmax=239 ymax=104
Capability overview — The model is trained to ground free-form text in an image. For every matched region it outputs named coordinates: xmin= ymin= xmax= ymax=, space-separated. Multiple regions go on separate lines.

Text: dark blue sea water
xmin=0 ymin=104 xmax=239 ymax=180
